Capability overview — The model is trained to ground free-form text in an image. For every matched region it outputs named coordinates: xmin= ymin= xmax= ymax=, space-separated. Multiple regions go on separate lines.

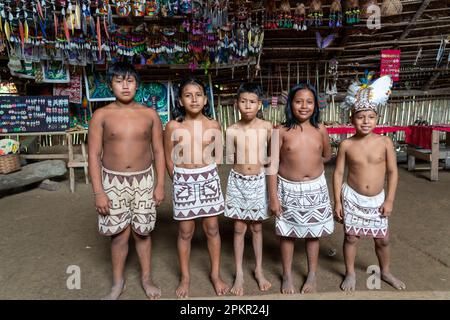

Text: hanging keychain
xmin=329 ymin=0 xmax=342 ymax=28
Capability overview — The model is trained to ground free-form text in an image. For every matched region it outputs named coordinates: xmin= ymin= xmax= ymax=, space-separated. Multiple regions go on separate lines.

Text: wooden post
xmin=67 ymin=133 xmax=75 ymax=192
xmin=430 ymin=129 xmax=439 ymax=181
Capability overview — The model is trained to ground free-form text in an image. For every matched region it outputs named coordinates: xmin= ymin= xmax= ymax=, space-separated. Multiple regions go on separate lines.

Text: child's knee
xmin=204 ymin=224 xmax=220 ymax=238
xmin=345 ymin=234 xmax=359 ymax=245
xmin=374 ymin=237 xmax=389 ymax=248
xmin=179 ymin=228 xmax=195 ymax=241
xmin=249 ymin=222 xmax=262 ymax=234
xmin=234 ymin=222 xmax=247 ymax=236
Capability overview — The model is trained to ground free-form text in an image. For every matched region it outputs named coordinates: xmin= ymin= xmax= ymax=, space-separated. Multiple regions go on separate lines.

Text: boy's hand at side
xmin=379 ymin=200 xmax=393 ymax=217
xmin=269 ymin=197 xmax=282 ymax=217
xmin=334 ymin=202 xmax=343 ymax=223
xmin=153 ymin=185 xmax=164 ymax=207
xmin=95 ymin=193 xmax=112 ymax=215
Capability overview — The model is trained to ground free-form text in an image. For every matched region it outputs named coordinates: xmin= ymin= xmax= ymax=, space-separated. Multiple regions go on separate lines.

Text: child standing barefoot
xmin=225 ymin=83 xmax=273 ymax=296
xmin=333 ymin=76 xmax=406 ymax=292
xmin=88 ymin=62 xmax=165 ymax=300
xmin=164 ymin=78 xmax=229 ymax=298
xmin=268 ymin=83 xmax=334 ymax=294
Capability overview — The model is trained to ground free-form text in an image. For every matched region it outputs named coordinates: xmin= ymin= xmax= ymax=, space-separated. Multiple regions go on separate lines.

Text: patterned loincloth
xmin=275 ymin=172 xmax=334 ymax=238
xmin=98 ymin=166 xmax=156 ymax=236
xmin=342 ymin=183 xmax=388 ymax=238
xmin=224 ymin=169 xmax=269 ymax=221
xmin=173 ymin=163 xmax=224 ymax=220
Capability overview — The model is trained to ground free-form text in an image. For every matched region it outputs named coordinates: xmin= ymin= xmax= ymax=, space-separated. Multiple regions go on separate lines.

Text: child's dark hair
xmin=283 ymin=83 xmax=320 ymax=130
xmin=107 ymin=61 xmax=140 ymax=86
xmin=172 ymin=77 xmax=212 ymax=122
xmin=236 ymin=82 xmax=264 ymax=120
xmin=236 ymin=83 xmax=263 ymax=100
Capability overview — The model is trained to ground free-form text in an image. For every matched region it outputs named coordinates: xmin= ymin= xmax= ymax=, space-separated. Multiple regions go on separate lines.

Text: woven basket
xmin=0 ymin=154 xmax=21 ymax=174
xmin=381 ymin=0 xmax=402 ymax=16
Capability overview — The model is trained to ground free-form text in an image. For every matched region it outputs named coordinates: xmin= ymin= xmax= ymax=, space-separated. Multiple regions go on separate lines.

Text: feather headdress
xmin=341 ymin=75 xmax=393 ymax=113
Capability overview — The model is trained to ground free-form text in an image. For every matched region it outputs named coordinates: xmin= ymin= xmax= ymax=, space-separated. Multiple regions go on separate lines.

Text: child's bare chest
xmin=104 ymin=115 xmax=151 ymax=141
xmin=282 ymin=130 xmax=322 ymax=154
xmin=348 ymin=145 xmax=385 ymax=166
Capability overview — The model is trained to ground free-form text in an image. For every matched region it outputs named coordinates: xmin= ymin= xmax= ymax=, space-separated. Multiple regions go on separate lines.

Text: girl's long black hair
xmin=283 ymin=83 xmax=320 ymax=130
xmin=172 ymin=77 xmax=212 ymax=122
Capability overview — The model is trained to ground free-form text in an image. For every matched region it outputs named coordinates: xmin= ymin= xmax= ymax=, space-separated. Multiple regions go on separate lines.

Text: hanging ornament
xmin=265 ymin=0 xmax=277 ymax=29
xmin=381 ymin=0 xmax=402 ymax=17
xmin=329 ymin=0 xmax=342 ymax=28
xmin=116 ymin=0 xmax=131 ymax=17
xmin=146 ymin=0 xmax=160 ymax=16
xmin=277 ymin=0 xmax=292 ymax=29
xmin=308 ymin=0 xmax=323 ymax=27
xmin=345 ymin=0 xmax=360 ymax=24
xmin=293 ymin=3 xmax=307 ymax=31
xmin=160 ymin=0 xmax=178 ymax=17
xmin=132 ymin=0 xmax=146 ymax=17
xmin=178 ymin=0 xmax=192 ymax=15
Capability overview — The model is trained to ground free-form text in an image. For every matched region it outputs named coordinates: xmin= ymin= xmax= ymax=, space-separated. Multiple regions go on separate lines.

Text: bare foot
xmin=340 ymin=273 xmax=356 ymax=292
xmin=102 ymin=280 xmax=125 ymax=300
xmin=281 ymin=275 xmax=295 ymax=294
xmin=301 ymin=272 xmax=317 ymax=294
xmin=176 ymin=279 xmax=190 ymax=299
xmin=142 ymin=279 xmax=161 ymax=300
xmin=255 ymin=271 xmax=271 ymax=291
xmin=382 ymin=272 xmax=406 ymax=290
xmin=211 ymin=276 xmax=230 ymax=296
xmin=230 ymin=274 xmax=244 ymax=296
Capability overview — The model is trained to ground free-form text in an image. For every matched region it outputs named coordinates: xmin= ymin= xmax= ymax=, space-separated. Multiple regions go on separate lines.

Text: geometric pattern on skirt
xmin=275 ymin=172 xmax=334 ymax=238
xmin=224 ymin=169 xmax=269 ymax=221
xmin=98 ymin=166 xmax=156 ymax=236
xmin=342 ymin=183 xmax=388 ymax=238
xmin=173 ymin=163 xmax=224 ymax=220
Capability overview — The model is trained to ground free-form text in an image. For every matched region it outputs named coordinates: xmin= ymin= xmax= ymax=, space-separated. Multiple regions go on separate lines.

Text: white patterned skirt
xmin=276 ymin=172 xmax=334 ymax=238
xmin=224 ymin=169 xmax=269 ymax=221
xmin=342 ymin=183 xmax=388 ymax=238
xmin=173 ymin=163 xmax=225 ymax=220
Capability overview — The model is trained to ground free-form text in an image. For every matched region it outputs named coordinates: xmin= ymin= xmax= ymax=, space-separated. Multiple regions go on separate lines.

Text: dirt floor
xmin=0 ymin=164 xmax=449 ymax=300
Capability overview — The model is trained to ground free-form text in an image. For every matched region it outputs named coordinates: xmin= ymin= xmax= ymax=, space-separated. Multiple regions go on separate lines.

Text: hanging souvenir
xmin=235 ymin=0 xmax=250 ymax=21
xmin=179 ymin=0 xmax=192 ymax=15
xmin=308 ymin=0 xmax=323 ymax=27
xmin=345 ymin=0 xmax=360 ymax=24
xmin=293 ymin=3 xmax=307 ymax=31
xmin=329 ymin=0 xmax=342 ymax=28
xmin=116 ymin=0 xmax=131 ymax=17
xmin=381 ymin=0 xmax=402 ymax=17
xmin=145 ymin=0 xmax=160 ymax=16
xmin=160 ymin=0 xmax=178 ymax=17
xmin=362 ymin=0 xmax=378 ymax=19
xmin=265 ymin=0 xmax=277 ymax=29
xmin=132 ymin=0 xmax=146 ymax=17
xmin=277 ymin=0 xmax=292 ymax=29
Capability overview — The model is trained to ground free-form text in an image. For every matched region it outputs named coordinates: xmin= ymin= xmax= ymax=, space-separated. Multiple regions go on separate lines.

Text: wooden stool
xmin=67 ymin=132 xmax=89 ymax=192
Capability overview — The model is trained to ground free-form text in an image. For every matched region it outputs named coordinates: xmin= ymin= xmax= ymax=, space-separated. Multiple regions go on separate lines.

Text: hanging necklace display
xmin=293 ymin=3 xmax=307 ymax=31
xmin=329 ymin=0 xmax=342 ymax=28
xmin=345 ymin=0 xmax=360 ymax=24
xmin=308 ymin=0 xmax=323 ymax=27
xmin=277 ymin=0 xmax=291 ymax=29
